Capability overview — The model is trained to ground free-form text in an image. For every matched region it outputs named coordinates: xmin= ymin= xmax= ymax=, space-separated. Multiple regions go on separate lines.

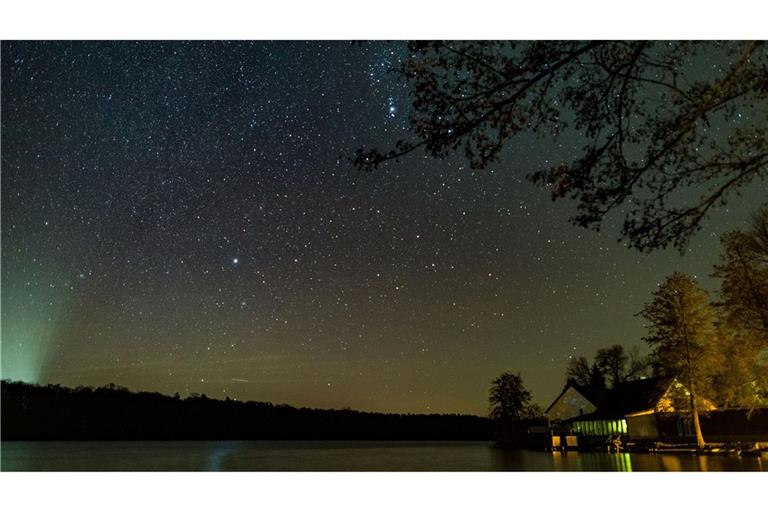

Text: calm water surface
xmin=2 ymin=441 xmax=766 ymax=471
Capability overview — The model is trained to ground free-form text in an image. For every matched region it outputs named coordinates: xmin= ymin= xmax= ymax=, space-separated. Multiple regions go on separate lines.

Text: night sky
xmin=2 ymin=41 xmax=765 ymax=415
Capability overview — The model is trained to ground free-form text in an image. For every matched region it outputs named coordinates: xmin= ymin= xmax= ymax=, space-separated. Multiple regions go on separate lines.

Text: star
xmin=387 ymin=96 xmax=396 ymax=118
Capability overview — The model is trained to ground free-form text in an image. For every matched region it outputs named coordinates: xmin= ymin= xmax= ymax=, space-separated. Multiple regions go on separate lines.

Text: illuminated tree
xmin=710 ymin=328 xmax=765 ymax=409
xmin=640 ymin=273 xmax=718 ymax=448
xmin=354 ymin=41 xmax=768 ymax=252
xmin=713 ymin=206 xmax=768 ymax=341
xmin=712 ymin=206 xmax=768 ymax=409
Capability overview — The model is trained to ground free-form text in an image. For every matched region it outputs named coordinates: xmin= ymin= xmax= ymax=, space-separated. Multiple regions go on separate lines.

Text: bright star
xmin=387 ymin=97 xmax=396 ymax=118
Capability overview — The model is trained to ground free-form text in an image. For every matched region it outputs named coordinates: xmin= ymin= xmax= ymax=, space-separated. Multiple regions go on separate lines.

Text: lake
xmin=1 ymin=441 xmax=766 ymax=471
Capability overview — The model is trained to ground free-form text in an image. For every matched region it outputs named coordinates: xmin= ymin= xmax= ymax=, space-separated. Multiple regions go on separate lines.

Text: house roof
xmin=570 ymin=377 xmax=675 ymax=420
xmin=544 ymin=381 xmax=603 ymax=414
xmin=609 ymin=377 xmax=674 ymax=415
xmin=546 ymin=377 xmax=676 ymax=420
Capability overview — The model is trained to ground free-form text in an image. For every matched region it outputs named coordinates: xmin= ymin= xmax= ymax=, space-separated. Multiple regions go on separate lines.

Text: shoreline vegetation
xmin=0 ymin=380 xmax=491 ymax=441
xmin=3 ymin=380 xmax=766 ymax=460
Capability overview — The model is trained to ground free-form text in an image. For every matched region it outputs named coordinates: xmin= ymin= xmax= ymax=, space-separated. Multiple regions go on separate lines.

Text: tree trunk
xmin=689 ymin=388 xmax=706 ymax=449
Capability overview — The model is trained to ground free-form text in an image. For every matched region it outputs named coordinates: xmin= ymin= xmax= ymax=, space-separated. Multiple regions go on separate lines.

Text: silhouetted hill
xmin=1 ymin=380 xmax=492 ymax=441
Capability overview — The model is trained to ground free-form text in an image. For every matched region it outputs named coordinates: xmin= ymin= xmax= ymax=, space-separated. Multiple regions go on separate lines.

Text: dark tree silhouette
xmin=566 ymin=355 xmax=605 ymax=391
xmin=354 ymin=41 xmax=768 ymax=252
xmin=488 ymin=371 xmax=540 ymax=447
xmin=489 ymin=371 xmax=535 ymax=422
xmin=565 ymin=345 xmax=649 ymax=393
xmin=595 ymin=344 xmax=650 ymax=388
xmin=1 ymin=380 xmax=491 ymax=441
xmin=595 ymin=345 xmax=628 ymax=387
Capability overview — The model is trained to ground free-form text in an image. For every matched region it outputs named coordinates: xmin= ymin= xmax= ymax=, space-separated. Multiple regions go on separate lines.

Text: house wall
xmin=646 ymin=409 xmax=768 ymax=442
xmin=547 ymin=388 xmax=596 ymax=422
xmin=700 ymin=408 xmax=768 ymax=439
xmin=656 ymin=379 xmax=717 ymax=412
xmin=626 ymin=413 xmax=658 ymax=439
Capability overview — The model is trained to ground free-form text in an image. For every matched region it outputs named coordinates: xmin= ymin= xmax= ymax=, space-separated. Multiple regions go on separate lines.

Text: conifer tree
xmin=640 ymin=273 xmax=718 ymax=448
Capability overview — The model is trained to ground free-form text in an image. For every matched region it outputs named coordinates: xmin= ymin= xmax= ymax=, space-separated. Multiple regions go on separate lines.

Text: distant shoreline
xmin=1 ymin=380 xmax=492 ymax=441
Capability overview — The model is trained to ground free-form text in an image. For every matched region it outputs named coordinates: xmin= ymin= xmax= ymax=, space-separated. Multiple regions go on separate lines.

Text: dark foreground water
xmin=2 ymin=441 xmax=766 ymax=471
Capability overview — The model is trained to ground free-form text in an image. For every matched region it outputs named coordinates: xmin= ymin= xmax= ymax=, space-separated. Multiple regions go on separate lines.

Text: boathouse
xmin=545 ymin=377 xmax=715 ymax=439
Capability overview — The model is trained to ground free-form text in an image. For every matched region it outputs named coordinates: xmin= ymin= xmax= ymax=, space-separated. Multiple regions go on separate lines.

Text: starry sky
xmin=2 ymin=41 xmax=765 ymax=415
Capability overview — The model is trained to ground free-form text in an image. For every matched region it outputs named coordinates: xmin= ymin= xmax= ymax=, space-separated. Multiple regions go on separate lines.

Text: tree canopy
xmin=714 ymin=206 xmax=768 ymax=341
xmin=565 ymin=344 xmax=649 ymax=391
xmin=595 ymin=344 xmax=649 ymax=388
xmin=640 ymin=272 xmax=719 ymax=447
xmin=354 ymin=41 xmax=768 ymax=252
xmin=565 ymin=355 xmax=605 ymax=391
xmin=712 ymin=206 xmax=768 ymax=408
xmin=488 ymin=371 xmax=537 ymax=421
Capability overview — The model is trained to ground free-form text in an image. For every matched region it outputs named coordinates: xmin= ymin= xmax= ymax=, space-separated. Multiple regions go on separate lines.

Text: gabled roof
xmin=544 ymin=381 xmax=602 ymax=414
xmin=568 ymin=377 xmax=676 ymax=420
xmin=604 ymin=377 xmax=673 ymax=415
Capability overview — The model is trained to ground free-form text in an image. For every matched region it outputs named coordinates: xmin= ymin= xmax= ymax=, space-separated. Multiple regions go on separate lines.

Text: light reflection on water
xmin=206 ymin=441 xmax=238 ymax=471
xmin=1 ymin=441 xmax=765 ymax=471
xmin=549 ymin=452 xmax=633 ymax=472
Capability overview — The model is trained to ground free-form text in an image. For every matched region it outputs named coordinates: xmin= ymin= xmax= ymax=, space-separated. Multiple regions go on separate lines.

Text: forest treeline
xmin=1 ymin=380 xmax=492 ymax=441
